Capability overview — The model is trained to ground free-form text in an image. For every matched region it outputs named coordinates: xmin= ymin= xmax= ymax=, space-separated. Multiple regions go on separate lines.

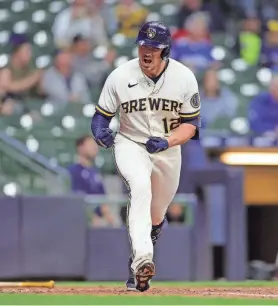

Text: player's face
xmin=55 ymin=51 xmax=72 ymax=75
xmin=17 ymin=43 xmax=32 ymax=66
xmin=75 ymin=40 xmax=91 ymax=55
xmin=167 ymin=203 xmax=184 ymax=220
xmin=204 ymin=69 xmax=219 ymax=91
xmin=84 ymin=138 xmax=99 ymax=159
xmin=138 ymin=45 xmax=163 ymax=76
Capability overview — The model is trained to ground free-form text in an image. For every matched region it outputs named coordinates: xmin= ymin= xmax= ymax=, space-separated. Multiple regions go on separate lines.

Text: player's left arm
xmin=168 ymin=70 xmax=201 ymax=148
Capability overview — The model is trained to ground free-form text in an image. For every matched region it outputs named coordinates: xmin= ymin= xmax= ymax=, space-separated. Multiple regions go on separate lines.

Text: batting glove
xmin=94 ymin=128 xmax=114 ymax=149
xmin=146 ymin=137 xmax=169 ymax=154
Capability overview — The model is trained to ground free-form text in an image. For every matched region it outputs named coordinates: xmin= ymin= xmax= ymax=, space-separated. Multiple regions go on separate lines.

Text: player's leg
xmin=126 ymin=256 xmax=136 ymax=290
xmin=150 ymin=146 xmax=182 ymax=243
xmin=127 ymin=147 xmax=181 ymax=291
xmin=113 ymin=134 xmax=155 ymax=291
xmin=126 ymin=219 xmax=167 ymax=292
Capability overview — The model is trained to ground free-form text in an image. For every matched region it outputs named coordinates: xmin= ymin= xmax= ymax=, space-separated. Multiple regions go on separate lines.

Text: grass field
xmin=1 ymin=281 xmax=278 ymax=305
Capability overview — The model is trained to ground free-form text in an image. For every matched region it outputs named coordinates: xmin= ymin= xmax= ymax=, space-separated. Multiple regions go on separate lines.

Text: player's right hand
xmin=94 ymin=128 xmax=114 ymax=149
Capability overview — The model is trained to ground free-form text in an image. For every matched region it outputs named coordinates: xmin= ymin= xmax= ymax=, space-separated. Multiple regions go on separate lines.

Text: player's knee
xmin=131 ymin=178 xmax=151 ymax=198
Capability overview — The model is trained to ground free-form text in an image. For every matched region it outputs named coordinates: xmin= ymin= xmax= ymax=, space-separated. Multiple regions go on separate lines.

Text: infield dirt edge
xmin=1 ymin=286 xmax=278 ymax=299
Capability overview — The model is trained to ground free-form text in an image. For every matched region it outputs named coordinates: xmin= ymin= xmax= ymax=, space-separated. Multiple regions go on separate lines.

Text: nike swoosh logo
xmin=128 ymin=83 xmax=138 ymax=88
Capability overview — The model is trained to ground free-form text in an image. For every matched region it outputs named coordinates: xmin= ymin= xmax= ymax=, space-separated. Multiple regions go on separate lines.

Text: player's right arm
xmin=91 ymin=71 xmax=119 ymax=149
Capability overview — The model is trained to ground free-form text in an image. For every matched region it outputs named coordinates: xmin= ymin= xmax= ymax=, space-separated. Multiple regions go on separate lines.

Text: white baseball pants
xmin=113 ymin=133 xmax=181 ymax=272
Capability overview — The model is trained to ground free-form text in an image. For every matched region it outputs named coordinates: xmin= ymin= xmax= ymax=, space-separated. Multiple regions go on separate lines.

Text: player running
xmin=91 ymin=21 xmax=201 ymax=292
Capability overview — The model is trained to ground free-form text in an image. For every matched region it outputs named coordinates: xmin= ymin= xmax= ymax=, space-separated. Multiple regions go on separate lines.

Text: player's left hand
xmin=94 ymin=128 xmax=114 ymax=149
xmin=146 ymin=137 xmax=169 ymax=154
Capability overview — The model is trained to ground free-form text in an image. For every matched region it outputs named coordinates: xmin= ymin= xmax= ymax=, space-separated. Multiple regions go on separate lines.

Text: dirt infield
xmin=1 ymin=286 xmax=278 ymax=299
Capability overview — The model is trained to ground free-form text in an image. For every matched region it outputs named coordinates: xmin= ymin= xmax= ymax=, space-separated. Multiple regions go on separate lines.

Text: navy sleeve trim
xmin=180 ymin=117 xmax=201 ymax=140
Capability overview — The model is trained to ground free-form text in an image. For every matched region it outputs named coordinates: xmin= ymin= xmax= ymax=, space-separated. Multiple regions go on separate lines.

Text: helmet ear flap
xmin=161 ymin=46 xmax=170 ymax=60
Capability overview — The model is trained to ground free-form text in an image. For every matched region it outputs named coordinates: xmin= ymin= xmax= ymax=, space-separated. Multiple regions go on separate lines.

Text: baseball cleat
xmin=126 ymin=256 xmax=138 ymax=291
xmin=135 ymin=261 xmax=155 ymax=292
xmin=126 ymin=277 xmax=137 ymax=291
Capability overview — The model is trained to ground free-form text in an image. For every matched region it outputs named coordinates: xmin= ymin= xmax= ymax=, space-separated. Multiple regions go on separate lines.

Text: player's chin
xmin=141 ymin=62 xmax=154 ymax=71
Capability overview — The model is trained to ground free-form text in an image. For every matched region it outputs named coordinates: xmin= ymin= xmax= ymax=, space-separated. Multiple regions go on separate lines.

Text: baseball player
xmin=91 ymin=21 xmax=201 ymax=292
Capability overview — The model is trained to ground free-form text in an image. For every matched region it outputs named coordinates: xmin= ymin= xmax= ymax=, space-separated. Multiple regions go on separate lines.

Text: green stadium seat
xmin=91 ymin=88 xmax=101 ymax=103
xmin=31 ymin=10 xmax=55 ymax=32
xmin=31 ymin=117 xmax=58 ymax=130
xmin=141 ymin=0 xmax=163 ymax=15
xmin=207 ymin=116 xmax=231 ymax=131
xmin=35 ymin=54 xmax=51 ymax=68
xmin=236 ymin=96 xmax=250 ymax=118
xmin=48 ymin=1 xmax=67 ymax=15
xmin=0 ymin=9 xmax=14 ymax=31
xmin=160 ymin=3 xmax=177 ymax=26
xmin=13 ymin=20 xmax=31 ymax=35
xmin=1 ymin=115 xmax=22 ymax=129
xmin=62 ymin=103 xmax=87 ymax=117
xmin=11 ymin=0 xmax=29 ymax=12
xmin=29 ymin=0 xmax=52 ymax=11
xmin=0 ymin=0 xmax=11 ymax=10
xmin=23 ymin=99 xmax=45 ymax=112
xmin=98 ymin=148 xmax=116 ymax=174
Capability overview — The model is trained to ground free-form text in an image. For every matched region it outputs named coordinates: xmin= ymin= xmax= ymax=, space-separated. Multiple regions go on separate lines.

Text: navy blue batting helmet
xmin=136 ymin=21 xmax=172 ymax=60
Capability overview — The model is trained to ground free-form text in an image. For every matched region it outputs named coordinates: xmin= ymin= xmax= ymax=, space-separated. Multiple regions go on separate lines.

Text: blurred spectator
xmin=172 ymin=10 xmax=211 ymax=42
xmin=236 ymin=16 xmax=261 ymax=65
xmin=71 ymin=35 xmax=115 ymax=88
xmin=52 ymin=0 xmax=108 ymax=48
xmin=115 ymin=0 xmax=149 ymax=38
xmin=41 ymin=49 xmax=91 ymax=107
xmin=200 ymin=69 xmax=239 ymax=127
xmin=68 ymin=135 xmax=115 ymax=227
xmin=166 ymin=203 xmax=185 ymax=224
xmin=93 ymin=0 xmax=118 ymax=37
xmin=171 ymin=12 xmax=216 ymax=74
xmin=260 ymin=20 xmax=278 ymax=72
xmin=0 ymin=34 xmax=42 ymax=116
xmin=248 ymin=75 xmax=278 ymax=135
xmin=176 ymin=0 xmax=225 ymax=32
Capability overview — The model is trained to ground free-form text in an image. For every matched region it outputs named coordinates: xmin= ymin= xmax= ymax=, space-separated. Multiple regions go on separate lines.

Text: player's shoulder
xmin=107 ymin=58 xmax=139 ymax=81
xmin=169 ymin=58 xmax=196 ymax=78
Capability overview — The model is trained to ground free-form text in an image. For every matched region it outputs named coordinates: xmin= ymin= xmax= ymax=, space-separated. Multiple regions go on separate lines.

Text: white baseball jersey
xmin=96 ymin=58 xmax=200 ymax=143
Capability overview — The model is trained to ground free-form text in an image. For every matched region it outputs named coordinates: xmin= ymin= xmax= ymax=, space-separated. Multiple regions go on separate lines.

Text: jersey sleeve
xmin=179 ymin=69 xmax=201 ymax=122
xmin=95 ymin=71 xmax=119 ymax=118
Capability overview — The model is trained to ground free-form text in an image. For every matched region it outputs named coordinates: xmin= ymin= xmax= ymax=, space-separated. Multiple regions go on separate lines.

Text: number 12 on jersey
xmin=162 ymin=118 xmax=180 ymax=134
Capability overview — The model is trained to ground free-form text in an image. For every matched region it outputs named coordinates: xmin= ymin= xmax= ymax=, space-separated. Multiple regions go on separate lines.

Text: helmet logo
xmin=146 ymin=28 xmax=156 ymax=39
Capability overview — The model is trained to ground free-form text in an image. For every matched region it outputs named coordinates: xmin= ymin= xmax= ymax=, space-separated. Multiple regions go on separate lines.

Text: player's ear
xmin=160 ymin=50 xmax=164 ymax=61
